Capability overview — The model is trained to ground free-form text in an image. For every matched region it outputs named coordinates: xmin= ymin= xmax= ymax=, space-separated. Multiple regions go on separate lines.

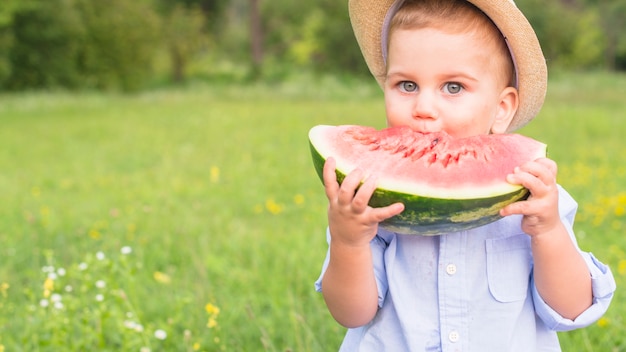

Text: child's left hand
xmin=500 ymin=157 xmax=561 ymax=236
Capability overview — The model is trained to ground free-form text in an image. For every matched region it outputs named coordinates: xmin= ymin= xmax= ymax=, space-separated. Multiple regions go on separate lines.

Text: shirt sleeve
xmin=533 ymin=252 xmax=615 ymax=331
xmin=314 ymin=227 xmax=392 ymax=309
xmin=532 ymin=186 xmax=616 ymax=331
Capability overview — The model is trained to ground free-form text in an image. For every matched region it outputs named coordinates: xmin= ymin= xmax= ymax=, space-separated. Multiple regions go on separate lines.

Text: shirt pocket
xmin=486 ymin=234 xmax=532 ymax=302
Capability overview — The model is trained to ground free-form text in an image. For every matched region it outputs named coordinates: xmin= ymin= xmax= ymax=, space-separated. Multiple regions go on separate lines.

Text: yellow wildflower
xmin=210 ymin=166 xmax=220 ymax=183
xmin=294 ymin=194 xmax=305 ymax=205
xmin=43 ymin=277 xmax=54 ymax=298
xmin=618 ymin=259 xmax=626 ymax=276
xmin=597 ymin=317 xmax=609 ymax=328
xmin=0 ymin=282 xmax=9 ymax=298
xmin=193 ymin=342 xmax=200 ymax=351
xmin=205 ymin=302 xmax=220 ymax=329
xmin=89 ymin=229 xmax=101 ymax=239
xmin=153 ymin=271 xmax=171 ymax=284
xmin=265 ymin=198 xmax=283 ymax=215
xmin=205 ymin=303 xmax=220 ymax=315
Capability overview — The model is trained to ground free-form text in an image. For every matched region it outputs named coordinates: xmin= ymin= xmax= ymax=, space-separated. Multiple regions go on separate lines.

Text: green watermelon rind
xmin=310 ymin=141 xmax=530 ymax=236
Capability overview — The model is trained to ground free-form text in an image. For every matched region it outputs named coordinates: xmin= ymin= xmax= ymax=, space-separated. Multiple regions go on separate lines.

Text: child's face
xmin=383 ymin=27 xmax=518 ymax=138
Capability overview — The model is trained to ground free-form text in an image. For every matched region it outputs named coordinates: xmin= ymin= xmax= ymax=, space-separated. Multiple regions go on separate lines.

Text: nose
xmin=411 ymin=93 xmax=438 ymax=120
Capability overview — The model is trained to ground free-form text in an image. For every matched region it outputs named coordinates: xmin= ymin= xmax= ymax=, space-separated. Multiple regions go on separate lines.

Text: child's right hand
xmin=323 ymin=157 xmax=405 ymax=247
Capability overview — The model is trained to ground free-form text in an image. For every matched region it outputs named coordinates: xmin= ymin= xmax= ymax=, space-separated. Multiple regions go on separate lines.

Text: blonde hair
xmin=388 ymin=0 xmax=516 ymax=87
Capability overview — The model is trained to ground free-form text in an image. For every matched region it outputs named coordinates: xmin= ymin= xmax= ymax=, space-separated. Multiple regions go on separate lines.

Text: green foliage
xmin=0 ymin=72 xmax=624 ymax=350
xmin=566 ymin=10 xmax=606 ymax=69
xmin=163 ymin=4 xmax=208 ymax=83
xmin=3 ymin=0 xmax=162 ymax=91
xmin=74 ymin=0 xmax=161 ymax=91
xmin=259 ymin=0 xmax=367 ymax=77
xmin=2 ymin=0 xmax=626 ymax=91
xmin=0 ymin=0 xmax=21 ymax=85
xmin=7 ymin=0 xmax=85 ymax=89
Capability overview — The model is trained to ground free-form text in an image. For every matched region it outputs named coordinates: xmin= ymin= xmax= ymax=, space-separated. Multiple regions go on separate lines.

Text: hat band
xmin=381 ymin=0 xmax=406 ymax=66
xmin=380 ymin=0 xmax=519 ymax=89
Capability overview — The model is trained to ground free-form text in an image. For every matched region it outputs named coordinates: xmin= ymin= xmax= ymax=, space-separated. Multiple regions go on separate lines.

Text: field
xmin=0 ymin=71 xmax=624 ymax=351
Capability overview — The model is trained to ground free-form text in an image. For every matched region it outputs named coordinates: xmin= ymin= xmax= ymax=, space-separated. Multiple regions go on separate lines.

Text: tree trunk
xmin=249 ymin=0 xmax=263 ymax=79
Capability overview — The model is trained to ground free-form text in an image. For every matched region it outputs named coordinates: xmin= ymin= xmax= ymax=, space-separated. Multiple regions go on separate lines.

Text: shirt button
xmin=446 ymin=263 xmax=457 ymax=275
xmin=449 ymin=330 xmax=460 ymax=342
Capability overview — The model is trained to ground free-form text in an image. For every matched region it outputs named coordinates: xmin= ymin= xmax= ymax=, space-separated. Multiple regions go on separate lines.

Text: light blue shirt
xmin=315 ymin=186 xmax=615 ymax=351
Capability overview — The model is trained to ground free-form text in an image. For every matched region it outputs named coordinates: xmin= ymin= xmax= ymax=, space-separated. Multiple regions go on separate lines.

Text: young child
xmin=314 ymin=0 xmax=616 ymax=350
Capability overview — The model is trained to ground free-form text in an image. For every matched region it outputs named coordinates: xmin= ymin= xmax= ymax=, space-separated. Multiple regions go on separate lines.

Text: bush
xmin=4 ymin=0 xmax=161 ymax=92
xmin=6 ymin=0 xmax=85 ymax=90
xmin=74 ymin=0 xmax=161 ymax=91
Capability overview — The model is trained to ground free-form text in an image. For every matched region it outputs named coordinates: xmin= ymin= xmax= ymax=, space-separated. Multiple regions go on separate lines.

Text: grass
xmin=0 ymin=71 xmax=624 ymax=351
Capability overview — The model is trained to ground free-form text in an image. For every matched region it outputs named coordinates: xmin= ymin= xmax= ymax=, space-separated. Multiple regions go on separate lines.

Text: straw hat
xmin=349 ymin=0 xmax=547 ymax=131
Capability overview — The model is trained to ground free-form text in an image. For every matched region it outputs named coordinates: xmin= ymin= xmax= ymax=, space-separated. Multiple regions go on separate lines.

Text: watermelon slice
xmin=309 ymin=125 xmax=547 ymax=235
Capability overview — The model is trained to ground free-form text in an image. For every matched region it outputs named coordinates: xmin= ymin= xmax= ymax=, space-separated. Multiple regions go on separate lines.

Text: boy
xmin=314 ymin=0 xmax=616 ymax=350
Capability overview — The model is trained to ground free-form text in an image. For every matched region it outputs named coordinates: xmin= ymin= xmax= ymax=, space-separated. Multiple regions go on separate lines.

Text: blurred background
xmin=1 ymin=1 xmax=625 ymax=351
xmin=0 ymin=0 xmax=625 ymax=92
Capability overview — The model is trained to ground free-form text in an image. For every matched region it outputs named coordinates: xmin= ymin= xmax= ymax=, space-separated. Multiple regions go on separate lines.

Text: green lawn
xmin=0 ymin=71 xmax=624 ymax=351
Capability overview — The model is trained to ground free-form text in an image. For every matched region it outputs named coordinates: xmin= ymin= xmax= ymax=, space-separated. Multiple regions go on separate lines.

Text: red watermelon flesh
xmin=311 ymin=125 xmax=546 ymax=199
xmin=309 ymin=125 xmax=547 ymax=235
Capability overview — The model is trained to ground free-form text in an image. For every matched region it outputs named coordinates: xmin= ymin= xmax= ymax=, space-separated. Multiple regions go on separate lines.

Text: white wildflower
xmin=120 ymin=246 xmax=132 ymax=255
xmin=154 ymin=329 xmax=167 ymax=340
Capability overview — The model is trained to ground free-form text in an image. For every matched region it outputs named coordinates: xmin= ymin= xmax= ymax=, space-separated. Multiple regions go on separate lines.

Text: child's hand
xmin=500 ymin=157 xmax=561 ymax=236
xmin=323 ymin=158 xmax=404 ymax=247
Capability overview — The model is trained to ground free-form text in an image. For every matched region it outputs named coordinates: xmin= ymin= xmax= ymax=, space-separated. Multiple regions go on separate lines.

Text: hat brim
xmin=349 ymin=0 xmax=547 ymax=131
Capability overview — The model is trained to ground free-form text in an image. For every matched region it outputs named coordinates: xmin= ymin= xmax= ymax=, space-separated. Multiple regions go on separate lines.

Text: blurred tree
xmin=259 ymin=0 xmax=366 ymax=77
xmin=0 ymin=0 xmax=21 ymax=86
xmin=163 ymin=4 xmax=208 ymax=83
xmin=596 ymin=0 xmax=626 ymax=69
xmin=75 ymin=0 xmax=161 ymax=91
xmin=172 ymin=0 xmax=228 ymax=30
xmin=250 ymin=0 xmax=263 ymax=78
xmin=516 ymin=0 xmax=578 ymax=67
xmin=7 ymin=0 xmax=85 ymax=89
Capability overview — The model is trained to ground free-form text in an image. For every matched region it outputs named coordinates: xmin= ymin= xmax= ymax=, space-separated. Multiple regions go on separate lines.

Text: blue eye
xmin=400 ymin=81 xmax=417 ymax=92
xmin=445 ymin=82 xmax=463 ymax=94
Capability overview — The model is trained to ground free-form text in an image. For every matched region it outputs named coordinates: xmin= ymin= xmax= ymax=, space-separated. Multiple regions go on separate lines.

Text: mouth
xmin=409 ymin=121 xmax=440 ymax=134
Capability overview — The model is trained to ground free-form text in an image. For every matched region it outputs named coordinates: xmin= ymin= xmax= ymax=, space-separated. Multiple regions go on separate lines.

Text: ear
xmin=490 ymin=87 xmax=519 ymax=134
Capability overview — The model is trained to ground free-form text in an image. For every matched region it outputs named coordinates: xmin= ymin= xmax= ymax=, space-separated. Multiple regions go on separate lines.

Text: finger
xmin=508 ymin=164 xmax=555 ymax=193
xmin=337 ymin=168 xmax=365 ymax=206
xmin=323 ymin=158 xmax=339 ymax=200
xmin=371 ymin=202 xmax=405 ymax=222
xmin=352 ymin=174 xmax=378 ymax=211
xmin=507 ymin=170 xmax=544 ymax=193
xmin=535 ymin=157 xmax=558 ymax=178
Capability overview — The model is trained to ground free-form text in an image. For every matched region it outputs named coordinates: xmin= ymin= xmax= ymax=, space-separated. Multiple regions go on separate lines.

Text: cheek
xmin=385 ymin=109 xmax=406 ymax=128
